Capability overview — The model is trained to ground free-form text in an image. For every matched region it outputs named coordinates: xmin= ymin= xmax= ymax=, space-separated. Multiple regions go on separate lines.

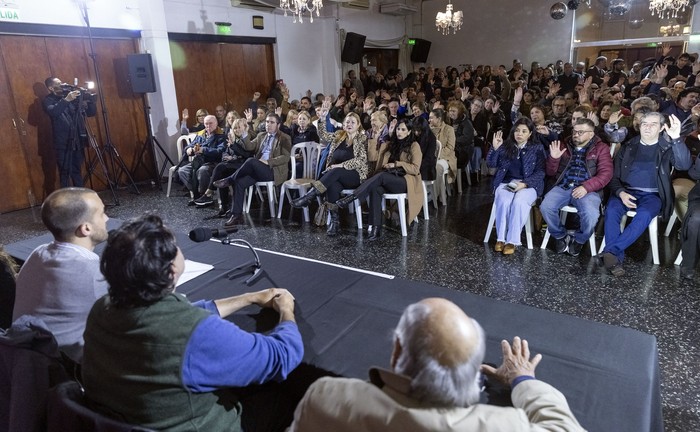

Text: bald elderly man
xmin=289 ymin=298 xmax=585 ymax=431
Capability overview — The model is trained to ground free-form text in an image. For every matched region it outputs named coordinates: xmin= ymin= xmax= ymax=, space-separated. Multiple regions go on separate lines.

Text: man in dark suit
xmin=214 ymin=113 xmax=291 ymax=227
xmin=585 ymin=56 xmax=607 ymax=86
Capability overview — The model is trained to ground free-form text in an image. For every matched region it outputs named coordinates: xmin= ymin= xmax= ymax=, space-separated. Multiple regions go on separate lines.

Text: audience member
xmin=601 ymin=112 xmax=691 ymax=276
xmin=540 ymin=118 xmax=613 ymax=256
xmin=486 ymin=118 xmax=546 ymax=255
xmin=194 ymin=118 xmax=255 ymax=215
xmin=292 ymin=101 xmax=368 ymax=236
xmin=429 ymin=108 xmax=457 ymax=199
xmin=82 ymin=214 xmax=303 ymax=431
xmin=180 ymin=108 xmax=208 ymax=135
xmin=12 ymin=188 xmax=109 ymax=362
xmin=178 ymin=115 xmax=226 ymax=204
xmin=214 ymin=105 xmax=227 ymax=128
xmin=336 ymin=118 xmax=423 ymax=241
xmin=213 ymin=113 xmax=291 ymax=228
xmin=289 ymin=297 xmax=584 ymax=431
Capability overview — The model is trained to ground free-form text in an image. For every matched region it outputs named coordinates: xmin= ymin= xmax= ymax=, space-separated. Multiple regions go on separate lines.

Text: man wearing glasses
xmin=540 ymin=118 xmax=613 ymax=256
xmin=602 ymin=112 xmax=691 ymax=276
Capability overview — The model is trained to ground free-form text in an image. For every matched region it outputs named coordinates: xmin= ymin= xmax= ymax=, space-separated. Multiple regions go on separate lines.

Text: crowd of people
xmin=4 ymin=44 xmax=700 ymax=430
xmin=2 ymin=189 xmax=585 ymax=430
xmin=175 ymin=43 xmax=700 ymax=278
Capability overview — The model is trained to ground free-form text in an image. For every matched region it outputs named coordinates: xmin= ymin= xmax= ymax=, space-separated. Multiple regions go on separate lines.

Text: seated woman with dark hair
xmin=486 ymin=117 xmax=546 ymax=255
xmin=336 ymin=118 xmax=424 ymax=241
xmin=292 ymin=100 xmax=368 ymax=236
xmin=82 ymin=214 xmax=303 ymax=431
xmin=412 ymin=116 xmax=437 ymax=182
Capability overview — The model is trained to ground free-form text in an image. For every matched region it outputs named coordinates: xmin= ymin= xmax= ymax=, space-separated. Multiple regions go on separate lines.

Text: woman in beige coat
xmin=337 ymin=118 xmax=423 ymax=241
xmin=429 ymin=108 xmax=457 ymax=200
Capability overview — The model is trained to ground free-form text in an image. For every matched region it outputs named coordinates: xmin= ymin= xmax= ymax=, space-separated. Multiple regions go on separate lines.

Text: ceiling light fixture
xmin=435 ymin=1 xmax=463 ymax=35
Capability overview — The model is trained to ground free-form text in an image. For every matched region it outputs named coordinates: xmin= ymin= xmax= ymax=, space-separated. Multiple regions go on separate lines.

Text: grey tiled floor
xmin=1 ymin=178 xmax=698 ymax=431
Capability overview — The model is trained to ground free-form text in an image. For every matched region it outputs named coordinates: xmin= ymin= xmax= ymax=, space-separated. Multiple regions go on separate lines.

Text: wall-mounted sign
xmin=0 ymin=7 xmax=19 ymax=20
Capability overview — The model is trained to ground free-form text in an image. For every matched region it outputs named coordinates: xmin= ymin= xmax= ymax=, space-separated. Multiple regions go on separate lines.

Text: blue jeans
xmin=603 ymin=191 xmax=661 ymax=262
xmin=540 ymin=186 xmax=601 ymax=244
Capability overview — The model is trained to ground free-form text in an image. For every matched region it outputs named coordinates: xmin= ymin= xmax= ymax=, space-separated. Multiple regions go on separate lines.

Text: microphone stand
xmin=221 ymin=238 xmax=265 ymax=285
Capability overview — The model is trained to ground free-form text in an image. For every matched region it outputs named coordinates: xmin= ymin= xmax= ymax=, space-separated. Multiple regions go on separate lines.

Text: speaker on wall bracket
xmin=410 ymin=39 xmax=431 ymax=63
xmin=127 ymin=53 xmax=157 ymax=94
xmin=341 ymin=32 xmax=366 ymax=64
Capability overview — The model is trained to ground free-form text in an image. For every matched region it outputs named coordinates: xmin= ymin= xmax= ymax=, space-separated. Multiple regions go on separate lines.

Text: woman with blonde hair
xmin=367 ymin=110 xmax=389 ymax=176
xmin=292 ymin=100 xmax=368 ymax=236
xmin=180 ymin=108 xmax=209 ymax=134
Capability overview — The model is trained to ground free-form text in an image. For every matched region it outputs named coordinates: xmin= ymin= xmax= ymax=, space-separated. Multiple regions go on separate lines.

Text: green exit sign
xmin=408 ymin=39 xmax=416 ymax=45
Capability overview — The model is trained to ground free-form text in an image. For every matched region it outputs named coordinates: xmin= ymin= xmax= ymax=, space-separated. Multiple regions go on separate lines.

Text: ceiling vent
xmin=341 ymin=0 xmax=370 ymax=10
xmin=231 ymin=0 xmax=277 ymax=12
xmin=379 ymin=2 xmax=418 ymax=15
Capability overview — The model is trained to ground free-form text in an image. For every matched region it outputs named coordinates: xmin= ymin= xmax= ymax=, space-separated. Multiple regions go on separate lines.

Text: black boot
xmin=326 ymin=204 xmax=340 ymax=236
xmin=336 ymin=194 xmax=357 ymax=209
xmin=368 ymin=224 xmax=383 ymax=242
xmin=292 ymin=188 xmax=320 ymax=208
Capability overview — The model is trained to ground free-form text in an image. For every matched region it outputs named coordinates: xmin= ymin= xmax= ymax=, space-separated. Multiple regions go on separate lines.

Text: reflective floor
xmin=1 ymin=177 xmax=698 ymax=431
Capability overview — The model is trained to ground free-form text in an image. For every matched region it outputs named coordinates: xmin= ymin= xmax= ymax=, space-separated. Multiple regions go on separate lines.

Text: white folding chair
xmin=540 ymin=205 xmax=597 ymax=256
xmin=166 ymin=133 xmax=195 ymax=197
xmin=598 ymin=211 xmax=660 ymax=265
xmin=245 ymin=182 xmax=277 ymax=218
xmin=435 ymin=140 xmax=449 ymax=205
xmin=663 ymin=209 xmax=679 ymax=237
xmin=422 ymin=140 xmax=440 ymax=210
xmin=381 ymin=193 xmax=419 ymax=237
xmin=277 ymin=142 xmax=320 ymax=222
xmin=483 ymin=202 xmax=534 ymax=249
xmin=675 ymin=250 xmax=683 ymax=266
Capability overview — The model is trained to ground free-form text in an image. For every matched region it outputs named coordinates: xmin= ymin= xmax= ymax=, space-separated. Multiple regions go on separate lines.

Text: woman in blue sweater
xmin=487 ymin=117 xmax=546 ymax=254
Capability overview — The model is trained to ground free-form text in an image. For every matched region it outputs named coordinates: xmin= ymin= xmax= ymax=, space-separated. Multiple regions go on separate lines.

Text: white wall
xmin=418 ymin=0 xmax=574 ymax=68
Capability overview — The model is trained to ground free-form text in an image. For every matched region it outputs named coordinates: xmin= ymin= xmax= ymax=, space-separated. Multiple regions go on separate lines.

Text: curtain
xmin=339 ymin=29 xmax=410 ymax=83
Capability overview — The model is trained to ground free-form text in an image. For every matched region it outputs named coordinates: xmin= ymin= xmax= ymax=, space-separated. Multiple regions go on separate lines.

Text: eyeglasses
xmin=572 ymin=130 xmax=594 ymax=136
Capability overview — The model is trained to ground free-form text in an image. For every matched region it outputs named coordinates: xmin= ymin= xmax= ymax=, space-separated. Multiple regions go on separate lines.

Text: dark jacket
xmin=609 ymin=135 xmax=692 ymax=220
xmin=487 ymin=141 xmax=547 ymax=196
xmin=546 ymin=136 xmax=614 ymax=197
xmin=452 ymin=115 xmax=475 ymax=168
xmin=43 ymin=92 xmax=96 ymax=149
xmin=186 ymin=128 xmax=226 ymax=163
xmin=418 ymin=132 xmax=438 ymax=181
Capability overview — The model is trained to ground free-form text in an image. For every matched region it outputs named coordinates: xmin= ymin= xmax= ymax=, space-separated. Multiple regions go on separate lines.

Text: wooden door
xmin=0 ymin=34 xmax=149 ymax=212
xmin=0 ymin=42 xmax=33 ymax=212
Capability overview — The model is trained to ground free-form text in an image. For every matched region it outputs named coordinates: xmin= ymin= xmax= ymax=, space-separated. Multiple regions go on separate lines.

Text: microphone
xmin=188 ymin=226 xmax=238 ymax=242
xmin=221 ymin=238 xmax=264 ymax=285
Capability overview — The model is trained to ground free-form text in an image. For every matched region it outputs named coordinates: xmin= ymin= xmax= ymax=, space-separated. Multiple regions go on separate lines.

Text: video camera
xmin=60 ymin=79 xmax=96 ymax=98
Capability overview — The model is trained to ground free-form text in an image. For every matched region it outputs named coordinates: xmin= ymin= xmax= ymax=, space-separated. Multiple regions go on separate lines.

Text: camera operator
xmin=43 ymin=76 xmax=96 ymax=187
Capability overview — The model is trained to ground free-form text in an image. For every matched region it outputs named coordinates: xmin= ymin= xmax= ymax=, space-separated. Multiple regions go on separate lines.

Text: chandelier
xmin=649 ymin=0 xmax=689 ymax=18
xmin=435 ymin=1 xmax=463 ymax=35
xmin=280 ymin=0 xmax=323 ymax=23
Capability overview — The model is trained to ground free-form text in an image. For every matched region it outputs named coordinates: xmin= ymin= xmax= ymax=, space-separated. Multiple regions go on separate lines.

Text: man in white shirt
xmin=12 ymin=187 xmax=109 ymax=363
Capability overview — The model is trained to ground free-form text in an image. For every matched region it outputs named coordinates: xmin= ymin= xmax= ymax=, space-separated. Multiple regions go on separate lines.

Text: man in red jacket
xmin=540 ymin=118 xmax=614 ymax=256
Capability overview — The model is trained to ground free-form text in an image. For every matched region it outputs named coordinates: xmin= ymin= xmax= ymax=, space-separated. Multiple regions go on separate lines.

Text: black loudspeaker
xmin=410 ymin=39 xmax=431 ymax=63
xmin=341 ymin=32 xmax=366 ymax=64
xmin=127 ymin=53 xmax=156 ymax=93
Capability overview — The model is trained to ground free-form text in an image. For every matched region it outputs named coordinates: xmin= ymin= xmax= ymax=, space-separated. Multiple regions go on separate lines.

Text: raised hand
xmin=549 ymin=140 xmax=565 ymax=159
xmin=608 ymin=111 xmax=622 ymax=125
xmin=583 ymin=76 xmax=593 ymax=90
xmin=664 ymin=114 xmax=681 ymax=139
xmin=363 ymin=98 xmax=373 ymax=112
xmin=320 ymin=99 xmax=331 ymax=118
xmin=587 ymin=111 xmax=600 ymax=126
xmin=182 ymin=108 xmax=189 ymax=121
xmin=536 ymin=125 xmax=550 ymax=135
xmin=653 ymin=64 xmax=669 ymax=83
xmin=275 ymin=107 xmax=282 ymax=116
xmin=492 ymin=130 xmax=504 ymax=150
xmin=513 ymin=86 xmax=523 ymax=104
xmin=388 ymin=118 xmax=398 ymax=136
xmin=492 ymin=100 xmax=501 ymax=113
xmin=244 ymin=108 xmax=253 ymax=122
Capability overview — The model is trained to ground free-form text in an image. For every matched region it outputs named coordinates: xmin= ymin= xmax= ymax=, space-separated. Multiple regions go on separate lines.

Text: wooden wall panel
xmin=172 ymin=41 xmax=275 ymax=121
xmin=0 ymin=41 xmax=33 ymax=213
xmin=171 ymin=41 xmax=227 ymax=122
